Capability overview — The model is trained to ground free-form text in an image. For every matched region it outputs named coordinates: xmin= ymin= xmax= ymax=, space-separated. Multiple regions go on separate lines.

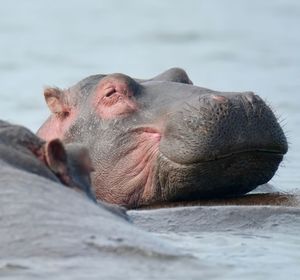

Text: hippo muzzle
xmin=156 ymin=91 xmax=287 ymax=202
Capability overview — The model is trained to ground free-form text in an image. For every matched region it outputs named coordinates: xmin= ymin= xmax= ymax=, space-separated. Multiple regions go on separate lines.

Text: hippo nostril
xmin=211 ymin=95 xmax=227 ymax=103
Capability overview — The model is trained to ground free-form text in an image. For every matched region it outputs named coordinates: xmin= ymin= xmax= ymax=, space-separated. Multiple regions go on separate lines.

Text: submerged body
xmin=37 ymin=68 xmax=288 ymax=208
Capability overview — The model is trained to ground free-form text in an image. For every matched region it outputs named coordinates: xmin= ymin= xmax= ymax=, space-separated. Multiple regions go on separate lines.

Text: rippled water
xmin=157 ymin=230 xmax=300 ymax=280
xmin=0 ymin=0 xmax=300 ymax=279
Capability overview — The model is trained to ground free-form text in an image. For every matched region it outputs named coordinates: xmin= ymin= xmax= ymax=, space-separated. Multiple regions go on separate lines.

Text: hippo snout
xmin=160 ymin=92 xmax=287 ymax=164
xmin=157 ymin=92 xmax=287 ymax=201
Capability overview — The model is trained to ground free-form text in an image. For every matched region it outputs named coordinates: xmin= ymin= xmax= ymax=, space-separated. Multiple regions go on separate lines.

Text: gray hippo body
xmin=0 ymin=120 xmax=96 ymax=201
xmin=1 ymin=121 xmax=299 ymax=279
xmin=37 ymin=68 xmax=287 ymax=208
xmin=0 ymin=164 xmax=206 ymax=279
xmin=0 ymin=120 xmax=220 ymax=279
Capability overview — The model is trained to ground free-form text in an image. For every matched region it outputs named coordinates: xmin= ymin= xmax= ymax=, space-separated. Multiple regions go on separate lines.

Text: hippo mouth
xmin=161 ymin=148 xmax=285 ymax=165
xmin=155 ymin=148 xmax=285 ymax=203
xmin=134 ymin=126 xmax=285 ymax=164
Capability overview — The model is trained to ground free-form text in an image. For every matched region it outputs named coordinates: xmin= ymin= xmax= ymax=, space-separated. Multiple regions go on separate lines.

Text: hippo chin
xmin=37 ymin=68 xmax=288 ymax=208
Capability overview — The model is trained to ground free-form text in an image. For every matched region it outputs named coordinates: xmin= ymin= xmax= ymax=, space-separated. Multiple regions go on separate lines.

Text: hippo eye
xmin=104 ymin=88 xmax=117 ymax=98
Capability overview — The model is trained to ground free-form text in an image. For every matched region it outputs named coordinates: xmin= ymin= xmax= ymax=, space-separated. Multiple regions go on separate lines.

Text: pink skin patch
xmin=93 ymin=127 xmax=162 ymax=207
xmin=37 ymin=108 xmax=78 ymax=141
xmin=92 ymin=79 xmax=138 ymax=119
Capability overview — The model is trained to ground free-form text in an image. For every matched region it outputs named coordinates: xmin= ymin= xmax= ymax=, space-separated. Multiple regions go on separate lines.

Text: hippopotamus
xmin=0 ymin=120 xmax=223 ymax=279
xmin=37 ymin=68 xmax=288 ymax=208
xmin=0 ymin=120 xmax=96 ymax=200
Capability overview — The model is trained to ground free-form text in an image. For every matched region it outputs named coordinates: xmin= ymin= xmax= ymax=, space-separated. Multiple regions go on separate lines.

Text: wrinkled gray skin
xmin=0 ymin=120 xmax=223 ymax=279
xmin=37 ymin=68 xmax=288 ymax=208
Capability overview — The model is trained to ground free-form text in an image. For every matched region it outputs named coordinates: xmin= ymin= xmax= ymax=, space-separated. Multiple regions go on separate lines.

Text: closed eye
xmin=104 ymin=88 xmax=117 ymax=98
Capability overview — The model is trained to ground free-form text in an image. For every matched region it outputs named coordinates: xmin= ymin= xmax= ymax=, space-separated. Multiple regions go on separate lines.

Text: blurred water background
xmin=0 ymin=0 xmax=300 ymax=278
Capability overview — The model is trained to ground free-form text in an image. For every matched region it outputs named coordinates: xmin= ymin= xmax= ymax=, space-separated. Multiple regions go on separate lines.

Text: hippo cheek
xmin=91 ymin=129 xmax=162 ymax=208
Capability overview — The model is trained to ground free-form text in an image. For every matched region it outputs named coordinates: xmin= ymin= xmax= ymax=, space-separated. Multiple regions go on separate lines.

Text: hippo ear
xmin=44 ymin=139 xmax=68 ymax=175
xmin=44 ymin=87 xmax=65 ymax=114
xmin=151 ymin=68 xmax=193 ymax=85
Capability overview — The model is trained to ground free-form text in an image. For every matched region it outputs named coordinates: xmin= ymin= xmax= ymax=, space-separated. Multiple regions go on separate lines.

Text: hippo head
xmin=0 ymin=121 xmax=95 ymax=200
xmin=37 ymin=68 xmax=288 ymax=208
